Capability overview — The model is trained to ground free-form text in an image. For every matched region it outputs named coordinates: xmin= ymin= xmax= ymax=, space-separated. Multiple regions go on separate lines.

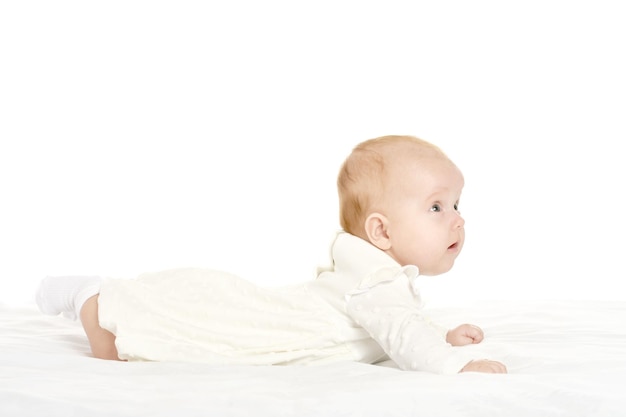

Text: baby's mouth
xmin=448 ymin=242 xmax=458 ymax=250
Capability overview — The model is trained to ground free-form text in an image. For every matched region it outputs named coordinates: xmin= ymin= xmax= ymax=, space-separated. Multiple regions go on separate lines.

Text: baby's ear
xmin=364 ymin=213 xmax=391 ymax=250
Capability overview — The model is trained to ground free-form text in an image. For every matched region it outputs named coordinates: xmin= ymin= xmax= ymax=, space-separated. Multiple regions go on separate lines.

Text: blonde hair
xmin=337 ymin=135 xmax=448 ymax=239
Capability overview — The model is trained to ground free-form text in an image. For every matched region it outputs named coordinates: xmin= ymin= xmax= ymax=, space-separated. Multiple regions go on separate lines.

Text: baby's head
xmin=338 ymin=135 xmax=465 ymax=275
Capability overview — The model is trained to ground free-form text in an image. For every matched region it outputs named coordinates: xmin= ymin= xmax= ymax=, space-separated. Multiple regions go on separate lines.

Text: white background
xmin=1 ymin=1 xmax=624 ymax=307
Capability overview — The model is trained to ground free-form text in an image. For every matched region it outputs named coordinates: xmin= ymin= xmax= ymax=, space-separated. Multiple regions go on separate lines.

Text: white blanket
xmin=2 ymin=300 xmax=625 ymax=416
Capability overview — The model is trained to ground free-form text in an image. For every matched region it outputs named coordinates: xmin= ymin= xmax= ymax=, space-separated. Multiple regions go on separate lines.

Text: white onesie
xmin=97 ymin=232 xmax=478 ymax=374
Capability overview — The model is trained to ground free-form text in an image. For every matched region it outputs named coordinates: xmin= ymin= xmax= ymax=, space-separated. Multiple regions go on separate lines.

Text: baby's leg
xmin=80 ymin=295 xmax=121 ymax=360
xmin=36 ymin=275 xmax=121 ymax=360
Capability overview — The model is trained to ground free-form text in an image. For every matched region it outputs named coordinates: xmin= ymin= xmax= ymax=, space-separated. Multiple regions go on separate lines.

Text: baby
xmin=37 ymin=135 xmax=507 ymax=374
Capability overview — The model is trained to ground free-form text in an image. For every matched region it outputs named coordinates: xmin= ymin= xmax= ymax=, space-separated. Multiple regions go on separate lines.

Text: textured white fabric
xmin=99 ymin=267 xmax=359 ymax=365
xmin=97 ymin=232 xmax=485 ymax=372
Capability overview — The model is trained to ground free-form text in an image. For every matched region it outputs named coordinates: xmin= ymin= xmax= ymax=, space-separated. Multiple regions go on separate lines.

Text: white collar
xmin=331 ymin=232 xmax=420 ymax=282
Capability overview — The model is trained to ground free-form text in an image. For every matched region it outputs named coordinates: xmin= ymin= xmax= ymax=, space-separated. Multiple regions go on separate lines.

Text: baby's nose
xmin=453 ymin=212 xmax=465 ymax=228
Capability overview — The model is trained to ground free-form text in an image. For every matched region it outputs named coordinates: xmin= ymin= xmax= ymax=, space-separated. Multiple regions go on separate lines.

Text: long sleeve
xmin=345 ymin=266 xmax=476 ymax=374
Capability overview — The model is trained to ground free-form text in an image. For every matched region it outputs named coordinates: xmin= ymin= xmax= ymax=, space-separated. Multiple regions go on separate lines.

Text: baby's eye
xmin=430 ymin=204 xmax=441 ymax=212
xmin=454 ymin=203 xmax=459 ymax=211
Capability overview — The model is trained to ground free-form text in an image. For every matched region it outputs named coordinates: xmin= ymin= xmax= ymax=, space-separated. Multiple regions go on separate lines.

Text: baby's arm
xmin=346 ymin=268 xmax=506 ymax=374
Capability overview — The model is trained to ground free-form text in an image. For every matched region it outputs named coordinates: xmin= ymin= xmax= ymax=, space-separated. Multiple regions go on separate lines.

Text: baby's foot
xmin=36 ymin=275 xmax=102 ymax=320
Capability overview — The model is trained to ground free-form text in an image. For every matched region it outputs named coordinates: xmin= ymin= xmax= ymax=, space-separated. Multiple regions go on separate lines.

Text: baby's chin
xmin=420 ymin=262 xmax=455 ymax=276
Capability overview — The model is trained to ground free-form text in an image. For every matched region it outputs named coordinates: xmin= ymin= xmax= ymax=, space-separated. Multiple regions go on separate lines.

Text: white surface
xmin=2 ymin=300 xmax=625 ymax=416
xmin=1 ymin=2 xmax=626 ymax=308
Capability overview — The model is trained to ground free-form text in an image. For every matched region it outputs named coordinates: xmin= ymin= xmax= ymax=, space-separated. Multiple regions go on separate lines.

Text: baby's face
xmin=382 ymin=156 xmax=465 ymax=275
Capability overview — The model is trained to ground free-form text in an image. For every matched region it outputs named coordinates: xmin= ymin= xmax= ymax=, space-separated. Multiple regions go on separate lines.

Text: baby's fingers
xmin=460 ymin=360 xmax=507 ymax=374
xmin=466 ymin=324 xmax=484 ymax=343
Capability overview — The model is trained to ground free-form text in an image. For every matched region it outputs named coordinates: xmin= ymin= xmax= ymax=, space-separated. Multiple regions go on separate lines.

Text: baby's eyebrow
xmin=424 ymin=189 xmax=449 ymax=201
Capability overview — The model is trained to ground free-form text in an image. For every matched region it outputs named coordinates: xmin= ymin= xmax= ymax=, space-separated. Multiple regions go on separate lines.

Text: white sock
xmin=36 ymin=275 xmax=102 ymax=321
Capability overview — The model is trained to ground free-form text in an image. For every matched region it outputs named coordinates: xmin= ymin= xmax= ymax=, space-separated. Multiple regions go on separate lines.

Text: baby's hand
xmin=460 ymin=359 xmax=507 ymax=374
xmin=446 ymin=323 xmax=484 ymax=346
